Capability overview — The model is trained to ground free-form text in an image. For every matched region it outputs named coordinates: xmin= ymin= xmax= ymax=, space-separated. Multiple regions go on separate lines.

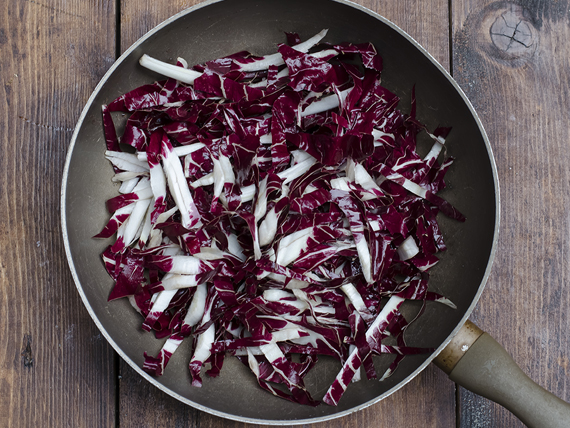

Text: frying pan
xmin=60 ymin=0 xmax=570 ymax=425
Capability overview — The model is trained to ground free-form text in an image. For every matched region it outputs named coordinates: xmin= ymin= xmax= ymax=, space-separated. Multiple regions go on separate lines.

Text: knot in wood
xmin=21 ymin=334 xmax=33 ymax=369
xmin=489 ymin=7 xmax=536 ymax=59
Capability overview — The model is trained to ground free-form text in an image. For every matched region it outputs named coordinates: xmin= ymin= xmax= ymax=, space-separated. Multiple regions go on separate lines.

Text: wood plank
xmin=116 ymin=0 xmax=455 ymax=427
xmin=0 ymin=1 xmax=117 ymax=427
xmin=451 ymin=1 xmax=570 ymax=426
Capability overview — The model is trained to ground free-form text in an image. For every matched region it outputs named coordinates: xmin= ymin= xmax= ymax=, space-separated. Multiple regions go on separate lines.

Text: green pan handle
xmin=434 ymin=321 xmax=570 ymax=428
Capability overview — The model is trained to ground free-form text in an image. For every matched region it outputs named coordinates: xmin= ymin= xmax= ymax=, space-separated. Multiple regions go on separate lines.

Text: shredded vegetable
xmin=96 ymin=30 xmax=463 ymax=406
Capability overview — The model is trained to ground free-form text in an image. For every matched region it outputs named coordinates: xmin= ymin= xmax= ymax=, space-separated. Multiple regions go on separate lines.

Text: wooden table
xmin=2 ymin=0 xmax=569 ymax=426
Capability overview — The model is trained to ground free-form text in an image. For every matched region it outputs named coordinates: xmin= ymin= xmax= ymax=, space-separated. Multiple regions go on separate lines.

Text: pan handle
xmin=434 ymin=320 xmax=570 ymax=427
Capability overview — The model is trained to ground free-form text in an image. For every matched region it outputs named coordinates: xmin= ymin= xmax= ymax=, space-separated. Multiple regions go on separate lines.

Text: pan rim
xmin=60 ymin=0 xmax=501 ymax=424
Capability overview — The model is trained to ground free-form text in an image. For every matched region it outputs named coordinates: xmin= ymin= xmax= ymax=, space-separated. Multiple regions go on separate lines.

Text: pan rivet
xmin=461 ymin=344 xmax=469 ymax=352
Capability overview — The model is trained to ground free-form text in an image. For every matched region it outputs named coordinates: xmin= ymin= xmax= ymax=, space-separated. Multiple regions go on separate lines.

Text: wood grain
xmin=452 ymin=0 xmax=570 ymax=426
xmin=116 ymin=1 xmax=455 ymax=427
xmin=0 ymin=0 xmax=117 ymax=426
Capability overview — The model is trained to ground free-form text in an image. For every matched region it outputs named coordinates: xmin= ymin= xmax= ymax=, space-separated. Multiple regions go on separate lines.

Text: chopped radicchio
xmin=96 ymin=29 xmax=463 ymax=407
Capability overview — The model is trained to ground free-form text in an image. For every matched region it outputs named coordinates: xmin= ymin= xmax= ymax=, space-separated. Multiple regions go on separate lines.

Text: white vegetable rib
xmin=301 ymin=88 xmax=351 ymax=117
xmin=397 ymin=235 xmax=420 ymax=261
xmin=183 ymin=283 xmax=207 ymax=327
xmin=169 ymin=255 xmax=202 ymax=275
xmin=276 ymin=227 xmax=314 ymax=266
xmin=190 ymin=172 xmax=214 ymax=188
xmin=139 ymin=54 xmax=203 ymax=84
xmin=161 ymin=274 xmax=201 ymax=290
xmin=137 ymin=143 xmax=206 ymax=162
xmin=162 ymin=147 xmax=202 ymax=229
xmin=258 ymin=206 xmax=278 ymax=246
xmin=122 ymin=198 xmax=152 ymax=247
xmin=237 ymin=29 xmax=329 ymax=72
xmin=119 ymin=177 xmax=140 ymax=194
xmin=106 ymin=151 xmax=150 ymax=172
